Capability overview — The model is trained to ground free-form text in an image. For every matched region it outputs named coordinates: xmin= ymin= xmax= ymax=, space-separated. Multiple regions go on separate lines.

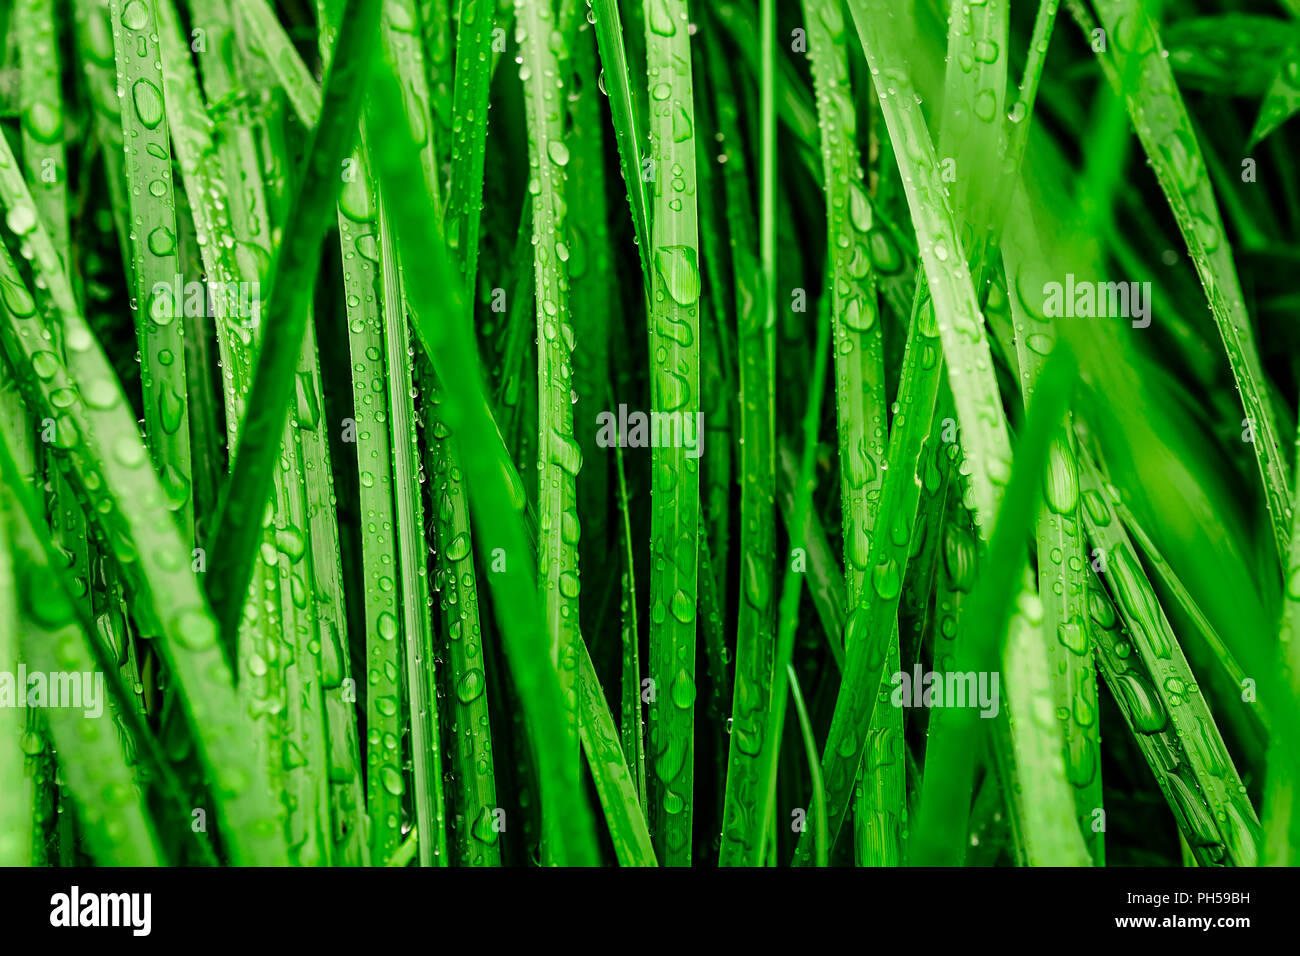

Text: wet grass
xmin=0 ymin=0 xmax=1297 ymax=869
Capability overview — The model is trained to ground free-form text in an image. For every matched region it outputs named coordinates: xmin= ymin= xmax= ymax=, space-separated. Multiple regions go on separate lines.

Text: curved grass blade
xmin=1085 ymin=574 xmax=1242 ymax=866
xmin=1248 ymin=43 xmax=1300 ymax=148
xmin=792 ymin=287 xmax=944 ymax=866
xmin=0 ymin=400 xmax=218 ymax=866
xmin=1075 ymin=443 xmax=1260 ymax=867
xmin=5 ymin=495 xmax=162 ymax=866
xmin=1083 ymin=0 xmax=1292 ymax=565
xmin=0 ymin=140 xmax=288 ymax=865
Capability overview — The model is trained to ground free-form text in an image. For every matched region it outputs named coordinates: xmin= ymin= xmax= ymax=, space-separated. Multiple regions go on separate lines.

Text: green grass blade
xmin=576 ymin=635 xmax=657 ymax=866
xmin=785 ymin=662 xmax=827 ymax=867
xmin=998 ymin=566 xmax=1092 ymax=866
xmin=611 ymin=398 xmax=646 ymax=809
xmin=0 ymin=468 xmax=33 ymax=866
xmin=641 ymin=0 xmax=701 ymax=867
xmin=791 ymin=286 xmax=943 ymax=865
xmin=444 ymin=0 xmax=497 ymax=296
xmin=512 ymin=1 xmax=583 ymax=855
xmin=234 ymin=0 xmax=321 ymax=124
xmin=17 ymin=0 xmax=68 ymax=252
xmin=427 ymin=389 xmax=502 ymax=866
xmin=1264 ymin=416 xmax=1300 ymax=865
xmin=1076 ymin=444 xmax=1260 ymax=866
xmin=755 ymin=267 xmax=831 ymax=864
xmin=1005 ymin=188 xmax=1103 ymax=862
xmin=380 ymin=199 xmax=448 ymax=867
xmin=108 ymin=0 xmax=194 ymax=539
xmin=5 ymin=497 xmax=163 ymax=865
xmin=1248 ymin=43 xmax=1300 ymax=147
xmin=710 ymin=20 xmax=776 ymax=869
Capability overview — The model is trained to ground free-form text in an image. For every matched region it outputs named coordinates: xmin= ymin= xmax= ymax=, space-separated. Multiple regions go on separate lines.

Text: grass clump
xmin=0 ymin=0 xmax=1298 ymax=870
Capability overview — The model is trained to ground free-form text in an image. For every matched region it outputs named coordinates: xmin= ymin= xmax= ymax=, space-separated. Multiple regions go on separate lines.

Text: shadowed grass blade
xmin=709 ymin=20 xmax=776 ymax=869
xmin=589 ymin=0 xmax=651 ymax=291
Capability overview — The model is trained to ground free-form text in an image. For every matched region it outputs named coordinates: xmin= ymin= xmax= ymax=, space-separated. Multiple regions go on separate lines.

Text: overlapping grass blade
xmin=792 ymin=287 xmax=944 ymax=865
xmin=847 ymin=0 xmax=1014 ymax=537
xmin=1075 ymin=443 xmax=1260 ymax=866
xmin=576 ymin=635 xmax=657 ymax=866
xmin=799 ymin=0 xmax=894 ymax=866
xmin=206 ymin=0 xmax=384 ymax=647
xmin=911 ymin=348 xmax=1080 ymax=865
xmin=365 ymin=51 xmax=600 ymax=866
xmin=0 ymin=133 xmax=288 ymax=865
